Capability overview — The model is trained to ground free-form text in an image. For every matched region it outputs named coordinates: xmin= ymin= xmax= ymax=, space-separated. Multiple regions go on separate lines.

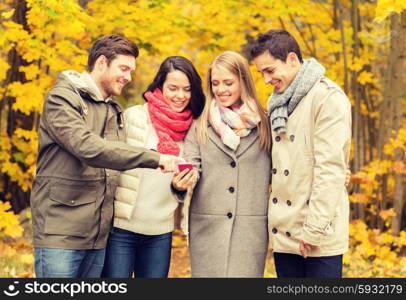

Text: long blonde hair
xmin=195 ymin=51 xmax=271 ymax=152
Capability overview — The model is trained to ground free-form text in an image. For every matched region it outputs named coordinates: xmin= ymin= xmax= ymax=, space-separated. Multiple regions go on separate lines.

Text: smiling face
xmin=253 ymin=51 xmax=301 ymax=94
xmin=162 ymin=70 xmax=191 ymax=112
xmin=210 ymin=65 xmax=242 ymax=109
xmin=97 ymin=54 xmax=135 ymax=98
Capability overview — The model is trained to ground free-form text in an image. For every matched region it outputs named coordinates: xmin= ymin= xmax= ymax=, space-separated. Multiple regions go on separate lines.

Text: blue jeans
xmin=274 ymin=252 xmax=343 ymax=278
xmin=101 ymin=228 xmax=172 ymax=278
xmin=34 ymin=248 xmax=105 ymax=278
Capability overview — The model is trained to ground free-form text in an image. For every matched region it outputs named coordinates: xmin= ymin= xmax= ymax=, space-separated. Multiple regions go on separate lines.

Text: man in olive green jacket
xmin=30 ymin=35 xmax=180 ymax=278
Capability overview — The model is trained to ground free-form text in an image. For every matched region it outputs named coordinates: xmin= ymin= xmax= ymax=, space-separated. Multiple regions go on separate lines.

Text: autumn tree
xmin=0 ymin=0 xmax=405 ymax=235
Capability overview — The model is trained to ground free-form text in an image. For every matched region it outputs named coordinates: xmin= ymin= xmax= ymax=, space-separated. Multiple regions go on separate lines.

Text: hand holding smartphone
xmin=178 ymin=163 xmax=193 ymax=172
xmin=172 ymin=162 xmax=198 ymax=191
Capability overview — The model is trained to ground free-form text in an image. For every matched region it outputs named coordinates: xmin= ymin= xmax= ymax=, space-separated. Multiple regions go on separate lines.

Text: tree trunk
xmin=350 ymin=0 xmax=366 ymax=221
xmin=334 ymin=0 xmax=349 ymax=94
xmin=390 ymin=11 xmax=406 ymax=234
xmin=0 ymin=0 xmax=32 ymax=213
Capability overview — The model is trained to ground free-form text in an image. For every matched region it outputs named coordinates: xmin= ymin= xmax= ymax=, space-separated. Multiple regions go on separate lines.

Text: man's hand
xmin=172 ymin=168 xmax=199 ymax=191
xmin=299 ymin=240 xmax=320 ymax=258
xmin=158 ymin=154 xmax=184 ymax=173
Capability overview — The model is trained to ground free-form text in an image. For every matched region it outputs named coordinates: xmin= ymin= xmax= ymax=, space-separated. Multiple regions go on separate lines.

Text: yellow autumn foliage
xmin=344 ymin=220 xmax=406 ymax=277
xmin=0 ymin=0 xmax=405 ymax=278
xmin=0 ymin=201 xmax=23 ymax=238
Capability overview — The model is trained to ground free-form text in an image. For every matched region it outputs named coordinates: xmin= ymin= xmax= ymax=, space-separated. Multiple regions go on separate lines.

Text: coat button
xmin=272 ymin=197 xmax=278 ymax=204
xmin=70 ymin=200 xmax=75 ymax=205
xmin=230 ymin=161 xmax=236 ymax=168
xmin=286 ymin=200 xmax=292 ymax=206
xmin=272 ymin=228 xmax=278 ymax=234
xmin=227 ymin=212 xmax=233 ymax=219
xmin=272 ymin=168 xmax=277 ymax=174
xmin=286 ymin=231 xmax=291 ymax=237
xmin=228 ymin=187 xmax=235 ymax=193
xmin=275 ymin=136 xmax=281 ymax=142
xmin=306 ymin=199 xmax=310 ymax=206
xmin=290 ymin=135 xmax=295 ymax=142
xmin=284 ymin=169 xmax=289 ymax=176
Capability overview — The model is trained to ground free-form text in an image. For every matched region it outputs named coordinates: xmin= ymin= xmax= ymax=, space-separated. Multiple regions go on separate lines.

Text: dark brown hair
xmin=250 ymin=29 xmax=303 ymax=63
xmin=87 ymin=34 xmax=139 ymax=71
xmin=143 ymin=56 xmax=205 ymax=119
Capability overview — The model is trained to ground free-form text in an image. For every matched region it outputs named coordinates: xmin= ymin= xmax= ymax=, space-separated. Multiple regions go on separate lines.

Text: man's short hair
xmin=87 ymin=34 xmax=139 ymax=71
xmin=250 ymin=29 xmax=303 ymax=63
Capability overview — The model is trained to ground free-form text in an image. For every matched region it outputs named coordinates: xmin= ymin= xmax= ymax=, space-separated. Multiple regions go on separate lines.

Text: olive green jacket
xmin=30 ymin=71 xmax=160 ymax=250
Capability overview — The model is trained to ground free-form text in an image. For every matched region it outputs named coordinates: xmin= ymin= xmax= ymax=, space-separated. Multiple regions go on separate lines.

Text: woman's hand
xmin=172 ymin=168 xmax=199 ymax=191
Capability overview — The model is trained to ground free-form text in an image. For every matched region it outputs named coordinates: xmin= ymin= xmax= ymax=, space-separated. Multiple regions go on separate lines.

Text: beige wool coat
xmin=268 ymin=77 xmax=352 ymax=257
xmin=181 ymin=125 xmax=271 ymax=277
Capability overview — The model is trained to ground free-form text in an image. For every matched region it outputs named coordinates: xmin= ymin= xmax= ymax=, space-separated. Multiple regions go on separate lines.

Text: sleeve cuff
xmin=171 ymin=184 xmax=187 ymax=203
xmin=300 ymin=215 xmax=332 ymax=246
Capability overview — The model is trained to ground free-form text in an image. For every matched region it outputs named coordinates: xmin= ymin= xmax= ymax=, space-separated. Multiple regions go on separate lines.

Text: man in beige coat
xmin=251 ymin=29 xmax=351 ymax=277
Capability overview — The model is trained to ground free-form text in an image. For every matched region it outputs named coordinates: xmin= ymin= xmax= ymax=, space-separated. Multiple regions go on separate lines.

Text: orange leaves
xmin=393 ymin=161 xmax=406 ymax=174
xmin=350 ymin=193 xmax=370 ymax=204
xmin=351 ymin=172 xmax=369 ymax=184
xmin=379 ymin=208 xmax=396 ymax=221
xmin=169 ymin=230 xmax=191 ymax=278
xmin=345 ymin=220 xmax=406 ymax=277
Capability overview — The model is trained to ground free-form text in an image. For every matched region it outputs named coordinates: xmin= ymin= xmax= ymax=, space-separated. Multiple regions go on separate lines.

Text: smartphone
xmin=178 ymin=163 xmax=193 ymax=172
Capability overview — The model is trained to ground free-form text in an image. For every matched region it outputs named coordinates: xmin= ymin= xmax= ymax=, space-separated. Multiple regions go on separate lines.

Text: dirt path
xmin=168 ymin=230 xmax=191 ymax=278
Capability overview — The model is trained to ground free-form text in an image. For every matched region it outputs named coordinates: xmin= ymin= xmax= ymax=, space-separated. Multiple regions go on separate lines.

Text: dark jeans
xmin=274 ymin=252 xmax=343 ymax=278
xmin=34 ymin=248 xmax=105 ymax=278
xmin=101 ymin=227 xmax=172 ymax=278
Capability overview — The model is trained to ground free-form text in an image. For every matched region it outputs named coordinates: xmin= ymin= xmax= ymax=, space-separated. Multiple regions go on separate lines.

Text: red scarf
xmin=145 ymin=88 xmax=193 ymax=156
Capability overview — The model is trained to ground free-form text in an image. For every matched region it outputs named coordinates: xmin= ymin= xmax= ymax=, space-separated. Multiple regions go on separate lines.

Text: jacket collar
xmin=59 ymin=70 xmax=113 ymax=103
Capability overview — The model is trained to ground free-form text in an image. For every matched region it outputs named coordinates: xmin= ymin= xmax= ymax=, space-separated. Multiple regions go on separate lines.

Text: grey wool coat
xmin=182 ymin=124 xmax=271 ymax=277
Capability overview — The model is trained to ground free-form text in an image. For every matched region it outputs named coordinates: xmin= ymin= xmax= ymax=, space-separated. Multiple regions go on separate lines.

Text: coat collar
xmin=208 ymin=126 xmax=259 ymax=159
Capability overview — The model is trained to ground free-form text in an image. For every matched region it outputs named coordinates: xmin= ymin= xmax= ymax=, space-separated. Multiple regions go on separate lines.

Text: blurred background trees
xmin=0 ymin=0 xmax=405 ymax=276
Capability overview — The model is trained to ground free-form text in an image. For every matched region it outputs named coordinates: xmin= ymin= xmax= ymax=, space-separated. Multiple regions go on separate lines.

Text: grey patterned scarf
xmin=267 ymin=58 xmax=325 ymax=134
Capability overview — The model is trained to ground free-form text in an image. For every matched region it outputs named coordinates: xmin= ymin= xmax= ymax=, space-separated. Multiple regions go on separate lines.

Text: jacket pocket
xmin=44 ymin=182 xmax=97 ymax=237
xmin=303 ymin=133 xmax=315 ymax=166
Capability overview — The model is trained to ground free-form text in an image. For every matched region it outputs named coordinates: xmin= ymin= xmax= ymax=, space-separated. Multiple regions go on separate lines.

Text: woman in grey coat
xmin=172 ymin=51 xmax=272 ymax=277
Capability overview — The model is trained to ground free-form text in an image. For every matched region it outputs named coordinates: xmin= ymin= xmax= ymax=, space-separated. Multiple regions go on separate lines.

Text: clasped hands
xmin=299 ymin=240 xmax=320 ymax=258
